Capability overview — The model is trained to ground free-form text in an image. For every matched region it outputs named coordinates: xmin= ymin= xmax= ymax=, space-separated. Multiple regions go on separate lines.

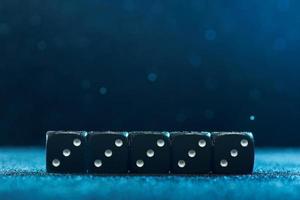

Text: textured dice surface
xmin=87 ymin=131 xmax=129 ymax=174
xmin=129 ymin=131 xmax=171 ymax=174
xmin=170 ymin=131 xmax=212 ymax=174
xmin=46 ymin=131 xmax=87 ymax=173
xmin=212 ymin=132 xmax=254 ymax=174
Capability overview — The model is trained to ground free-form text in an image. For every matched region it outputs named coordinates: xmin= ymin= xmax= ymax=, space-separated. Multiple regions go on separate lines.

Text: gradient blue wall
xmin=0 ymin=0 xmax=299 ymax=146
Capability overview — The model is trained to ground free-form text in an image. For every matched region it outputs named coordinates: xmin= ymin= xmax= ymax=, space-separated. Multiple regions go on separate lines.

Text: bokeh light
xmin=99 ymin=87 xmax=108 ymax=95
xmin=205 ymin=29 xmax=217 ymax=41
xmin=1 ymin=0 xmax=300 ymax=147
xmin=147 ymin=73 xmax=157 ymax=82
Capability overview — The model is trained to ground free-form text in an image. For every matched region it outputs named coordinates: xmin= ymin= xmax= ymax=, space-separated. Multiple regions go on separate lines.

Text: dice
xmin=212 ymin=132 xmax=254 ymax=174
xmin=45 ymin=131 xmax=255 ymax=175
xmin=87 ymin=131 xmax=129 ymax=174
xmin=46 ymin=131 xmax=87 ymax=173
xmin=129 ymin=131 xmax=171 ymax=174
xmin=170 ymin=131 xmax=212 ymax=174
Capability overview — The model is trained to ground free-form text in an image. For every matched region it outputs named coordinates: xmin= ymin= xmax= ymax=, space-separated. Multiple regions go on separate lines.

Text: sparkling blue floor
xmin=1 ymin=148 xmax=300 ymax=200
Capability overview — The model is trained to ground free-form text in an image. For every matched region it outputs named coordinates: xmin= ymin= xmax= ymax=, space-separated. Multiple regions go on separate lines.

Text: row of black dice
xmin=46 ymin=131 xmax=254 ymax=174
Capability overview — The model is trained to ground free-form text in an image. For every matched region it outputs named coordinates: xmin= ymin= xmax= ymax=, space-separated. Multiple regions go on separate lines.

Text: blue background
xmin=0 ymin=0 xmax=299 ymax=146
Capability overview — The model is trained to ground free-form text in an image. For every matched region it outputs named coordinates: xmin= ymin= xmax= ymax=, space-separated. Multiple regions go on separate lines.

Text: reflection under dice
xmin=87 ymin=131 xmax=129 ymax=174
xmin=46 ymin=131 xmax=87 ymax=173
xmin=170 ymin=132 xmax=212 ymax=174
xmin=129 ymin=131 xmax=170 ymax=174
xmin=212 ymin=132 xmax=254 ymax=174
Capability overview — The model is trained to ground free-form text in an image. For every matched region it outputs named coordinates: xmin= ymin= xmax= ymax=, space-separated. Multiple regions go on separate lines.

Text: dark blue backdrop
xmin=0 ymin=0 xmax=299 ymax=146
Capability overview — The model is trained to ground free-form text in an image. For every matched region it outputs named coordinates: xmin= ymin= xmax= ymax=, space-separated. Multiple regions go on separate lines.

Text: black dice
xmin=87 ymin=131 xmax=129 ymax=174
xmin=212 ymin=132 xmax=254 ymax=174
xmin=129 ymin=131 xmax=170 ymax=174
xmin=46 ymin=131 xmax=87 ymax=173
xmin=46 ymin=131 xmax=255 ymax=175
xmin=170 ymin=131 xmax=212 ymax=174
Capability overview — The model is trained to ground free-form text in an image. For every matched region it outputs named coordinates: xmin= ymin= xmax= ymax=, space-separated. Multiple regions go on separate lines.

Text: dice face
xmin=129 ymin=132 xmax=170 ymax=174
xmin=46 ymin=131 xmax=87 ymax=173
xmin=170 ymin=132 xmax=212 ymax=174
xmin=87 ymin=131 xmax=129 ymax=174
xmin=212 ymin=132 xmax=254 ymax=174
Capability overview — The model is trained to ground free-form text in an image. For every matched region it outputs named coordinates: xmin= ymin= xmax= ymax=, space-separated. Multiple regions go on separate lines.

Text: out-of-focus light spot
xmin=204 ymin=109 xmax=214 ymax=120
xmin=205 ymin=29 xmax=217 ymax=41
xmin=0 ymin=23 xmax=10 ymax=35
xmin=176 ymin=113 xmax=187 ymax=123
xmin=37 ymin=41 xmax=47 ymax=51
xmin=80 ymin=80 xmax=91 ymax=90
xmin=277 ymin=0 xmax=289 ymax=12
xmin=250 ymin=115 xmax=255 ymax=121
xmin=147 ymin=73 xmax=157 ymax=82
xmin=187 ymin=53 xmax=202 ymax=67
xmin=30 ymin=15 xmax=42 ymax=26
xmin=273 ymin=38 xmax=286 ymax=51
xmin=99 ymin=87 xmax=107 ymax=95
